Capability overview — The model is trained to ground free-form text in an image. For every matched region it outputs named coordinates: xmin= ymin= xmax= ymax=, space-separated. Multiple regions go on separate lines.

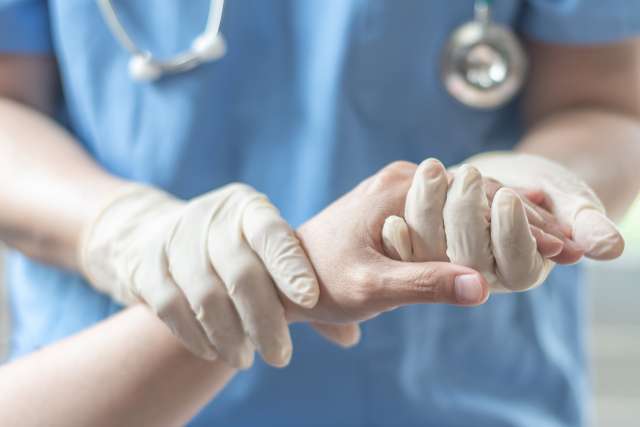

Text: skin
xmin=518 ymin=40 xmax=640 ymax=219
xmin=0 ymin=163 xmax=490 ymax=427
xmin=0 ymin=37 xmax=639 ymax=424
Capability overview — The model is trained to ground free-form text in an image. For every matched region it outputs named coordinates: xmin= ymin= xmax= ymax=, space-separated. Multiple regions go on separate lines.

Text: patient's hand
xmin=286 ymin=162 xmax=490 ymax=328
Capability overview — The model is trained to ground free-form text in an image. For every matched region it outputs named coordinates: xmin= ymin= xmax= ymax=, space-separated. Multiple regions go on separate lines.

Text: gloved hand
xmin=463 ymin=152 xmax=625 ymax=260
xmin=80 ymin=183 xmax=322 ymax=368
xmin=382 ymin=156 xmax=605 ymax=292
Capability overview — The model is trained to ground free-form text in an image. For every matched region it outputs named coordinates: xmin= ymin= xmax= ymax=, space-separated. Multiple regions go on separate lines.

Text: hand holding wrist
xmin=79 ymin=182 xmax=321 ymax=368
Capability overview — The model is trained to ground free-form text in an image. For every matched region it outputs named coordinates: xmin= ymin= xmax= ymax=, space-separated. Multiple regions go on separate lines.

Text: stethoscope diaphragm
xmin=442 ymin=0 xmax=528 ymax=109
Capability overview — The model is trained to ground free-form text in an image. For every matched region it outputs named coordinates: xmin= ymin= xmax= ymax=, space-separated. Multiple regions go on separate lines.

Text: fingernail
xmin=454 ymin=274 xmax=484 ymax=304
xmin=544 ymin=233 xmax=564 ymax=257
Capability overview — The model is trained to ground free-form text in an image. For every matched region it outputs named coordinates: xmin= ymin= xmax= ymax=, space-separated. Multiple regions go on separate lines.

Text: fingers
xmin=530 ymin=226 xmax=564 ymax=258
xmin=311 ymin=322 xmax=362 ymax=348
xmin=404 ymin=158 xmax=449 ymax=262
xmin=242 ymin=196 xmax=320 ymax=308
xmin=573 ymin=209 xmax=625 ymax=260
xmin=133 ymin=244 xmax=218 ymax=361
xmin=443 ymin=165 xmax=497 ymax=287
xmin=381 ymin=215 xmax=412 ymax=261
xmin=208 ymin=233 xmax=293 ymax=368
xmin=374 ymin=258 xmax=490 ymax=306
xmin=519 ymin=196 xmax=583 ymax=262
xmin=483 ymin=177 xmax=504 ymax=203
xmin=520 ymin=188 xmax=547 ymax=206
xmin=166 ymin=203 xmax=254 ymax=368
xmin=491 ymin=188 xmax=551 ymax=292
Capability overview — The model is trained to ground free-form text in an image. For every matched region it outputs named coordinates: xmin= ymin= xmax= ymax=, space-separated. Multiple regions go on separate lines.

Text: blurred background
xmin=587 ymin=197 xmax=640 ymax=425
xmin=0 ymin=200 xmax=638 ymax=425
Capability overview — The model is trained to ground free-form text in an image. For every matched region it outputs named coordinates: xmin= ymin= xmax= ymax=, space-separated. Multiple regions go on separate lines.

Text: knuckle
xmin=225 ymin=182 xmax=254 ymax=194
xmin=411 ymin=266 xmax=439 ymax=294
xmin=385 ymin=160 xmax=415 ymax=174
xmin=371 ymin=161 xmax=415 ymax=190
xmin=404 ymin=266 xmax=451 ymax=302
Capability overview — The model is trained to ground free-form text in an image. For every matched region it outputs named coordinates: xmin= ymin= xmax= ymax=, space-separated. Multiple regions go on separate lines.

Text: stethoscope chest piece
xmin=442 ymin=2 xmax=527 ymax=109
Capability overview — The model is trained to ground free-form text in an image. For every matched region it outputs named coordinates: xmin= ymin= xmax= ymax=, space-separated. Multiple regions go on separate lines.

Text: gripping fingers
xmin=208 ymin=234 xmax=293 ymax=368
xmin=404 ymin=158 xmax=449 ymax=261
xmin=530 ymin=226 xmax=564 ymax=258
xmin=133 ymin=246 xmax=218 ymax=361
xmin=491 ymin=188 xmax=551 ymax=292
xmin=443 ymin=165 xmax=496 ymax=286
xmin=520 ymin=194 xmax=584 ymax=264
xmin=166 ymin=201 xmax=255 ymax=369
xmin=242 ymin=196 xmax=320 ymax=308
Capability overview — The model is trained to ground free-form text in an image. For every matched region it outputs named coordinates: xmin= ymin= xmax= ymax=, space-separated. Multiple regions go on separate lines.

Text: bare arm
xmin=0 ymin=306 xmax=236 ymax=427
xmin=0 ymin=54 xmax=125 ymax=270
xmin=518 ymin=39 xmax=640 ymax=220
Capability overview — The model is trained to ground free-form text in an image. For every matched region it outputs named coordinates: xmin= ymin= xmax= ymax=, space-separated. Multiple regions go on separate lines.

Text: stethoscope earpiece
xmin=129 ymin=55 xmax=162 ymax=82
xmin=98 ymin=0 xmax=226 ymax=82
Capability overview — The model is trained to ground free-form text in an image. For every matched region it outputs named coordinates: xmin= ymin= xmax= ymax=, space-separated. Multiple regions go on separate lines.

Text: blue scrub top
xmin=1 ymin=1 xmax=639 ymax=426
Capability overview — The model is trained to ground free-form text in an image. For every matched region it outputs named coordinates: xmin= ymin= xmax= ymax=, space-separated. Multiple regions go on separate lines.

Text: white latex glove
xmin=80 ymin=183 xmax=320 ymax=368
xmin=464 ymin=152 xmax=624 ymax=260
xmin=382 ymin=158 xmax=569 ymax=292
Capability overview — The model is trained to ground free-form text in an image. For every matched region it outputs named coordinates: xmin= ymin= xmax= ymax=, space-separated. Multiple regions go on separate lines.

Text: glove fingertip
xmin=574 ymin=210 xmax=625 ymax=260
xmin=234 ymin=348 xmax=256 ymax=370
xmin=382 ymin=215 xmax=412 ymax=261
xmin=263 ymin=337 xmax=293 ymax=369
xmin=281 ymin=276 xmax=319 ymax=308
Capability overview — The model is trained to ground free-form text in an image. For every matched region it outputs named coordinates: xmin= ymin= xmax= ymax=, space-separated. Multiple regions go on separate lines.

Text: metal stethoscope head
xmin=442 ymin=0 xmax=528 ymax=109
xmin=97 ymin=0 xmax=227 ymax=82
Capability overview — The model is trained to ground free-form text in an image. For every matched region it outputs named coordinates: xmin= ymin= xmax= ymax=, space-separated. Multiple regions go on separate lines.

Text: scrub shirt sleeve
xmin=0 ymin=0 xmax=52 ymax=53
xmin=520 ymin=0 xmax=640 ymax=44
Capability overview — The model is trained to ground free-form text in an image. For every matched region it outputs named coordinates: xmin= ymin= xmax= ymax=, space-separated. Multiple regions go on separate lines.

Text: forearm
xmin=0 ymin=97 xmax=126 ymax=269
xmin=0 ymin=305 xmax=236 ymax=427
xmin=517 ymin=108 xmax=640 ymax=220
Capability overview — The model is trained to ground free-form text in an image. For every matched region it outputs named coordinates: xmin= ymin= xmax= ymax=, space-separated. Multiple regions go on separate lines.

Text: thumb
xmin=374 ymin=258 xmax=490 ymax=307
xmin=311 ymin=322 xmax=362 ymax=348
xmin=573 ymin=209 xmax=625 ymax=260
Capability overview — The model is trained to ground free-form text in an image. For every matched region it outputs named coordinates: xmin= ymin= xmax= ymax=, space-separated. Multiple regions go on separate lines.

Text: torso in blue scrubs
xmin=1 ymin=1 xmax=639 ymax=425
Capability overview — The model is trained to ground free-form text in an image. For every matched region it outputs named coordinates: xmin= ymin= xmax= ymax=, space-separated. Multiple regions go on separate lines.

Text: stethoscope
xmin=97 ymin=0 xmax=527 ymax=109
